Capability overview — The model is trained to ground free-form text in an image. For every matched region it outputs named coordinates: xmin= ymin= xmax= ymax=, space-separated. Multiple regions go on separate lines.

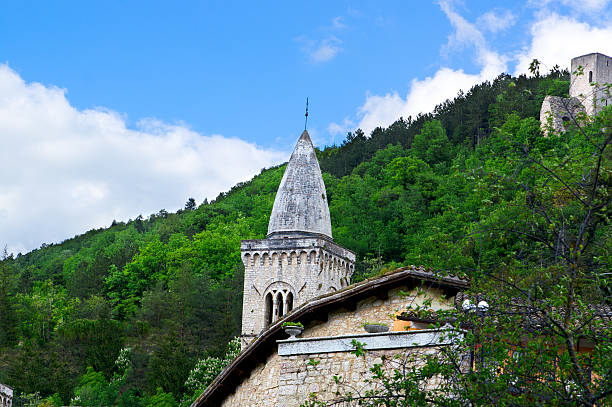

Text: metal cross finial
xmin=304 ymin=97 xmax=309 ymax=131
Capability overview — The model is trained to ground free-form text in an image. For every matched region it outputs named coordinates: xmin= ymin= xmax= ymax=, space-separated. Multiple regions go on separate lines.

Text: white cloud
xmin=514 ymin=13 xmax=612 ymax=74
xmin=477 ymin=10 xmax=517 ymax=33
xmin=439 ymin=0 xmax=486 ymax=53
xmin=327 ymin=118 xmax=355 ymax=144
xmin=311 ymin=37 xmax=343 ymax=63
xmin=531 ymin=0 xmax=611 ymax=13
xmin=298 ymin=36 xmax=343 ymax=63
xmin=338 ymin=1 xmax=612 ymax=138
xmin=0 ymin=64 xmax=286 ymax=254
xmin=354 ymin=1 xmax=507 ymax=136
xmin=328 ymin=118 xmax=354 ymax=137
xmin=297 ymin=16 xmax=347 ymax=64
xmin=332 ymin=16 xmax=346 ymax=29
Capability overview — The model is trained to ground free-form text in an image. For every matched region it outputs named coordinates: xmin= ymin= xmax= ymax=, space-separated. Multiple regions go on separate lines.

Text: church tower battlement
xmin=240 ymin=130 xmax=355 ymax=348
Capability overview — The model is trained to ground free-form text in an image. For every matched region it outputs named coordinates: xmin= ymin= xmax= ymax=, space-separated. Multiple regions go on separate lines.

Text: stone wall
xmin=221 ymin=285 xmax=456 ymax=406
xmin=220 ymin=352 xmax=280 ymax=407
xmin=240 ymin=236 xmax=355 ymax=348
xmin=539 ymin=95 xmax=585 ymax=135
xmin=277 ymin=347 xmax=442 ymax=406
xmin=570 ymin=53 xmax=612 ymax=116
xmin=0 ymin=384 xmax=12 ymax=407
xmin=302 ymin=285 xmax=453 ymax=337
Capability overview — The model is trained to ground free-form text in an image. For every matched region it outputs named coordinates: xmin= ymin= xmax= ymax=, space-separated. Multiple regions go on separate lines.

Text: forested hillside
xmin=3 ymin=67 xmax=607 ymax=406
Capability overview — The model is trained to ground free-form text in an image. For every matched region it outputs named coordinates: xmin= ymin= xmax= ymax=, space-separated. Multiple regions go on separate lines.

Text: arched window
xmin=589 ymin=71 xmax=593 ymax=83
xmin=276 ymin=292 xmax=284 ymax=318
xmin=265 ymin=293 xmax=273 ymax=326
xmin=286 ymin=292 xmax=294 ymax=313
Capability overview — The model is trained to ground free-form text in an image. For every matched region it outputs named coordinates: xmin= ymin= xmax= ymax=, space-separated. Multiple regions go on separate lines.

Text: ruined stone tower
xmin=570 ymin=52 xmax=612 ymax=116
xmin=240 ymin=130 xmax=355 ymax=348
xmin=540 ymin=52 xmax=612 ymax=134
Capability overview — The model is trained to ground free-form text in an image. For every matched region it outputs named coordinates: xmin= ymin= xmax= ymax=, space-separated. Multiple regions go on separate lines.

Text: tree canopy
xmin=3 ymin=67 xmax=609 ymax=406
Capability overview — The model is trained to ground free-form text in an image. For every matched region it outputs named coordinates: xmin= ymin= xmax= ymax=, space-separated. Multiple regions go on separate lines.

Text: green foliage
xmin=180 ymin=337 xmax=241 ymax=406
xmin=350 ymin=340 xmax=367 ymax=358
xmin=302 ymin=99 xmax=612 ymax=407
xmin=146 ymin=388 xmax=178 ymax=407
xmin=281 ymin=321 xmax=304 ymax=328
xmin=307 ymin=358 xmax=320 ymax=367
xmin=0 ymin=250 xmax=19 ymax=347
xmin=4 ymin=67 xmax=602 ymax=406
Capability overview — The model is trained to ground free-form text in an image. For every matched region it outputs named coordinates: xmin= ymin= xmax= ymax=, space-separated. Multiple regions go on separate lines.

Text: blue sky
xmin=1 ymin=0 xmax=611 ymax=253
xmin=0 ymin=1 xmax=546 ymax=147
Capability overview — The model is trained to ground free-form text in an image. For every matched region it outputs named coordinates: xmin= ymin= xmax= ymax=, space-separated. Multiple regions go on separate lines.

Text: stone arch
xmin=263 ymin=281 xmax=296 ymax=322
xmin=289 ymin=251 xmax=297 ymax=265
xmin=243 ymin=253 xmax=251 ymax=266
xmin=253 ymin=253 xmax=260 ymax=267
xmin=309 ymin=250 xmax=317 ymax=263
xmin=272 ymin=252 xmax=279 ymax=265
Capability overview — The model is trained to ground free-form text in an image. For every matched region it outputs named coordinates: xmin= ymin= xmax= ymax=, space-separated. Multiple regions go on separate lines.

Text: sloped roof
xmin=267 ymin=130 xmax=332 ymax=239
xmin=192 ymin=266 xmax=469 ymax=407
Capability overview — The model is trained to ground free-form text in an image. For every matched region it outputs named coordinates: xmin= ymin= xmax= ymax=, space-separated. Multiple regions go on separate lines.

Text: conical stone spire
xmin=267 ymin=130 xmax=333 ymax=239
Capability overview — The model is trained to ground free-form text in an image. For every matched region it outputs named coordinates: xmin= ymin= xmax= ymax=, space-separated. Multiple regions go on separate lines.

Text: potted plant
xmin=282 ymin=321 xmax=304 ymax=338
xmin=362 ymin=322 xmax=389 ymax=333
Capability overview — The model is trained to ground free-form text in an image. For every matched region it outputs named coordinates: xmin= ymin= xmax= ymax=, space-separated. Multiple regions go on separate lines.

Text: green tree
xmin=0 ymin=248 xmax=19 ymax=346
xmin=303 ymin=105 xmax=612 ymax=407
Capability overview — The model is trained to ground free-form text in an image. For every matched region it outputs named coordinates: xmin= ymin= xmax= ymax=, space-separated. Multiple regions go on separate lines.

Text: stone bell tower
xmin=240 ymin=130 xmax=355 ymax=348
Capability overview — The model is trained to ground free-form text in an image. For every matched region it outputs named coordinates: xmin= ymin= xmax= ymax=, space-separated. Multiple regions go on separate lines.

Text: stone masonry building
xmin=540 ymin=52 xmax=611 ymax=134
xmin=193 ymin=267 xmax=468 ymax=407
xmin=192 ymin=129 xmax=469 ymax=406
xmin=240 ymin=130 xmax=355 ymax=348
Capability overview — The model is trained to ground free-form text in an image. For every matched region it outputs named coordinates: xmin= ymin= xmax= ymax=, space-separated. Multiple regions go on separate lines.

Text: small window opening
xmin=562 ymin=116 xmax=571 ymax=127
xmin=265 ymin=293 xmax=273 ymax=326
xmin=589 ymin=71 xmax=593 ymax=83
xmin=286 ymin=292 xmax=294 ymax=312
xmin=276 ymin=292 xmax=284 ymax=318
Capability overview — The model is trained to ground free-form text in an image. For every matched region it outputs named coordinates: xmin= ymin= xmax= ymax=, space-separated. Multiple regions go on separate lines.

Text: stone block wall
xmin=240 ymin=236 xmax=355 ymax=348
xmin=221 ymin=284 xmax=456 ymax=406
xmin=570 ymin=53 xmax=612 ymax=116
xmin=539 ymin=96 xmax=585 ymax=135
xmin=220 ymin=353 xmax=280 ymax=407
xmin=302 ymin=285 xmax=453 ymax=338
xmin=0 ymin=384 xmax=12 ymax=407
xmin=277 ymin=348 xmax=442 ymax=406
xmin=220 ymin=346 xmax=444 ymax=407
